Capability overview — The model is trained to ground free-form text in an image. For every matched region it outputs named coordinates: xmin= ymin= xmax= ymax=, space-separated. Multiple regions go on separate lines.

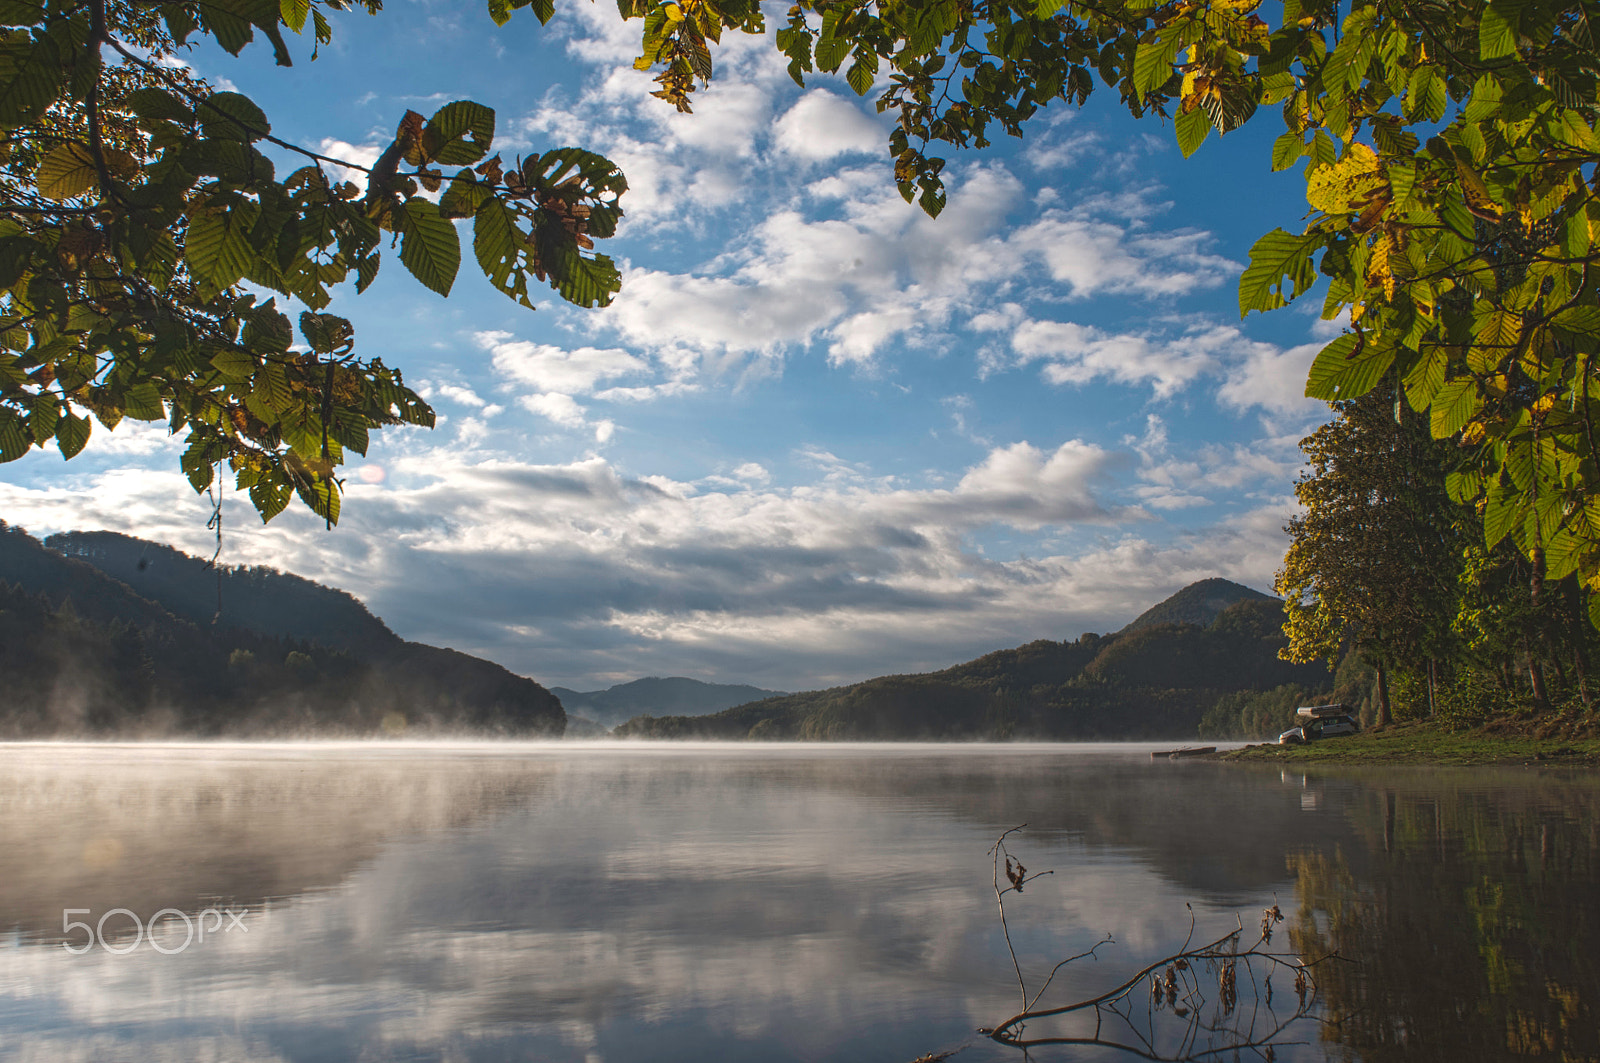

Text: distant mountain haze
xmin=3 ymin=522 xmax=1311 ymax=741
xmin=0 ymin=524 xmax=564 ymax=737
xmin=615 ymin=584 xmax=1327 ymax=741
xmin=551 ymin=677 xmax=788 ymax=727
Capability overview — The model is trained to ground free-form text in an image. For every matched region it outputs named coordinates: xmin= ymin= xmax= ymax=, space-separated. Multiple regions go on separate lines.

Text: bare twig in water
xmin=988 ymin=825 xmax=1059 ymax=1009
xmin=971 ymin=826 xmax=1349 ymax=1061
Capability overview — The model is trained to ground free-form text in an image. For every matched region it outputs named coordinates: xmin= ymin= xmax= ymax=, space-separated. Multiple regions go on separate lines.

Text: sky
xmin=0 ymin=0 xmax=1344 ymax=692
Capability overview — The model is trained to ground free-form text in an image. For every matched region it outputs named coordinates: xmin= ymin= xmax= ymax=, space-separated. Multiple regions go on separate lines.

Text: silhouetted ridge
xmin=615 ymin=583 xmax=1325 ymax=741
xmin=0 ymin=522 xmax=563 ymax=737
xmin=551 ymin=676 xmax=787 ymax=727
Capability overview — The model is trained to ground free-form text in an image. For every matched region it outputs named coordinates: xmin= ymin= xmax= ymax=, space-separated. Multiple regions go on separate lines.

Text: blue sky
xmin=0 ymin=1 xmax=1342 ymax=691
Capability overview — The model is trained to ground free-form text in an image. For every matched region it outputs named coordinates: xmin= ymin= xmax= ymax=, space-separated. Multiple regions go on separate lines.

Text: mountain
xmin=614 ymin=582 xmax=1327 ymax=741
xmin=550 ymin=677 xmax=787 ymax=728
xmin=47 ymin=531 xmax=396 ymax=654
xmin=0 ymin=523 xmax=563 ymax=737
xmin=1120 ymin=577 xmax=1275 ymax=633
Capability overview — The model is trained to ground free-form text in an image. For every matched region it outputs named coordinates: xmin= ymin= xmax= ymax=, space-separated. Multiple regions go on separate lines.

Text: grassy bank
xmin=1222 ymin=715 xmax=1600 ymax=766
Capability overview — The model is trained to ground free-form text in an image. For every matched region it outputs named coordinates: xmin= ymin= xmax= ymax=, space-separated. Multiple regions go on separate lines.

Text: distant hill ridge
xmin=615 ymin=580 xmax=1324 ymax=741
xmin=552 ymin=677 xmax=787 ymax=727
xmin=0 ymin=524 xmax=563 ymax=737
xmin=1120 ymin=578 xmax=1276 ymax=633
xmin=47 ymin=531 xmax=397 ymax=654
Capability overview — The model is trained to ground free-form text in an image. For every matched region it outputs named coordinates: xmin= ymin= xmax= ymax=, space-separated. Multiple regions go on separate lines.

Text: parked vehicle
xmin=1278 ymin=704 xmax=1360 ymax=745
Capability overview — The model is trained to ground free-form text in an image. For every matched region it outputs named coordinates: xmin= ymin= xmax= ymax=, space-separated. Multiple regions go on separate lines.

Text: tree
xmin=2 ymin=0 xmax=625 ymax=523
xmin=1275 ymin=384 xmax=1465 ymax=725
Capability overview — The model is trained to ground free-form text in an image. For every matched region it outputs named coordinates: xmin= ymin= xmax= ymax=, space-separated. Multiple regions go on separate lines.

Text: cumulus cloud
xmin=773 ymin=91 xmax=882 ymax=160
xmin=478 ymin=332 xmax=649 ymax=395
xmin=518 ymin=392 xmax=589 ymax=428
xmin=1216 ymin=340 xmax=1326 ymax=417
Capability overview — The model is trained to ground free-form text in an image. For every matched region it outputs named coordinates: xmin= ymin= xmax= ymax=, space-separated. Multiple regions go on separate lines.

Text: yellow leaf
xmin=1365 ymin=232 xmax=1395 ymax=299
xmin=1306 ymin=143 xmax=1382 ymax=214
xmin=35 ymin=143 xmax=99 ymax=201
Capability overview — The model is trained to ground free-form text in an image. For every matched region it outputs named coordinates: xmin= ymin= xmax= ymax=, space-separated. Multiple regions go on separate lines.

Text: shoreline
xmin=1218 ymin=717 xmax=1600 ymax=766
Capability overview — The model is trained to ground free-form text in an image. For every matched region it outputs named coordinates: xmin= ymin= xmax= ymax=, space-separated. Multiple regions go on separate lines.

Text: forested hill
xmin=551 ymin=677 xmax=788 ymax=728
xmin=1120 ymin=578 xmax=1276 ymax=633
xmin=0 ymin=523 xmax=563 ymax=737
xmin=47 ymin=531 xmax=397 ymax=654
xmin=614 ymin=585 xmax=1329 ymax=741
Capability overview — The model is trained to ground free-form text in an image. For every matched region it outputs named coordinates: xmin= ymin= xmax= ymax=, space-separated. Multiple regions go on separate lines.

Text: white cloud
xmin=315 ymin=139 xmax=381 ymax=191
xmin=478 ymin=333 xmax=648 ymax=396
xmin=773 ymin=91 xmax=882 ymax=160
xmin=1009 ymin=213 xmax=1235 ymax=300
xmin=1007 ymin=319 xmax=1215 ymax=399
xmin=518 ymin=392 xmax=589 ymax=428
xmin=1216 ymin=340 xmax=1326 ymax=417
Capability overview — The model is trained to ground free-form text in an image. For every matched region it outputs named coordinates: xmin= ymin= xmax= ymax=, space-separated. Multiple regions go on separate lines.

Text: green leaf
xmin=1174 ymin=107 xmax=1210 ymax=157
xmin=1309 ymin=129 xmax=1338 ymax=170
xmin=125 ymin=87 xmax=192 ymax=123
xmin=197 ymin=92 xmax=270 ymax=141
xmin=1474 ymin=309 xmax=1522 ymax=350
xmin=249 ymin=477 xmax=292 ymax=522
xmin=549 ymin=249 xmax=620 ymax=309
xmin=185 ymin=209 xmax=255 ymax=296
xmin=34 ymin=142 xmax=98 ymax=200
xmin=439 ymin=171 xmax=490 ymax=218
xmin=280 ymin=0 xmax=309 ymax=33
xmin=1239 ymin=229 xmax=1319 ymax=316
xmin=473 ymin=198 xmax=520 ymax=290
xmin=1306 ymin=333 xmax=1394 ymax=401
xmin=123 ymin=382 xmax=165 ymax=421
xmin=0 ymin=29 xmax=65 ymax=129
xmin=1545 ymin=526 xmax=1586 ymax=582
xmin=1479 ymin=1 xmax=1519 ymax=60
xmin=1133 ymin=25 xmax=1185 ymax=100
xmin=1483 ymin=479 xmax=1522 ymax=547
xmin=0 ymin=407 xmax=30 ymax=461
xmin=299 ymin=311 xmax=354 ymax=355
xmin=1270 ymin=131 xmax=1304 ymax=172
xmin=846 ymin=51 xmax=875 ymax=96
xmin=1445 ymin=468 xmax=1485 ymax=504
xmin=1429 ymin=377 xmax=1480 ymax=438
xmin=294 ymin=475 xmax=341 ymax=525
xmin=398 ymin=198 xmax=461 ymax=297
xmin=54 ymin=409 xmax=89 ymax=458
xmin=1553 ymin=306 xmax=1600 ymax=341
xmin=210 ymin=348 xmax=255 ymax=382
xmin=423 ymin=100 xmax=495 ymax=166
xmin=1402 ymin=346 xmax=1447 ymax=411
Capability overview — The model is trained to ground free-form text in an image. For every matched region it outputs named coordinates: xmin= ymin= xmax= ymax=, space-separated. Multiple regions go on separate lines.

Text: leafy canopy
xmin=1 ymin=0 xmax=625 ymax=524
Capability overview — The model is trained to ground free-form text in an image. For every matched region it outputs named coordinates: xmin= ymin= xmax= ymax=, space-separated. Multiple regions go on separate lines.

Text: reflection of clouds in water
xmin=0 ymin=744 xmax=1322 ymax=1062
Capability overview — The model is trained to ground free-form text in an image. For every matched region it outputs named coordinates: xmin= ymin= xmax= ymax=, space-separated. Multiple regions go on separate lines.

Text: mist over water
xmin=1 ymin=742 xmax=1595 ymax=1062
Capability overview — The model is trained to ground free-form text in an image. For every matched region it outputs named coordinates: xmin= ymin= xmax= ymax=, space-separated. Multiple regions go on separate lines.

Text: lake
xmin=0 ymin=742 xmax=1595 ymax=1062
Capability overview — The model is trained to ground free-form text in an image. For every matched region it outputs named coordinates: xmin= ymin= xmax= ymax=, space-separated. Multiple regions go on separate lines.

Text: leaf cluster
xmin=2 ymin=0 xmax=626 ymax=523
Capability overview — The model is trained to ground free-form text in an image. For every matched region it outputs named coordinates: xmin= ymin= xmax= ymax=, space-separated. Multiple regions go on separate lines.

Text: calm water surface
xmin=0 ymin=742 xmax=1595 ymax=1062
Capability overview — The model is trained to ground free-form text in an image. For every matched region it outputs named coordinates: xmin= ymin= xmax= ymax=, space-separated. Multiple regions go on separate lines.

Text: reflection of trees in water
xmin=1289 ymin=778 xmax=1600 ymax=1061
